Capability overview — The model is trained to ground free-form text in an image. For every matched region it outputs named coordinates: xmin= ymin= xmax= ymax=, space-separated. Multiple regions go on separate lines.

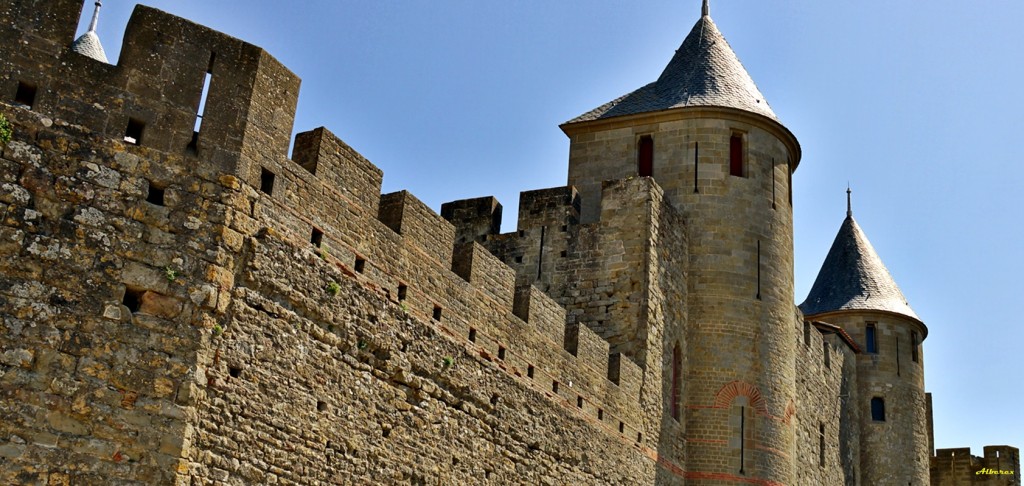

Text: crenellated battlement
xmin=2 ymin=1 xmax=299 ymax=182
xmin=0 ymin=3 xmax=682 ymax=482
xmin=1 ymin=2 xmax=988 ymax=484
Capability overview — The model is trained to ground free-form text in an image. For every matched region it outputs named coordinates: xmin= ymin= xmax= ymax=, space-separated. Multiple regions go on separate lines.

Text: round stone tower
xmin=800 ymin=194 xmax=929 ymax=485
xmin=560 ymin=1 xmax=801 ymax=483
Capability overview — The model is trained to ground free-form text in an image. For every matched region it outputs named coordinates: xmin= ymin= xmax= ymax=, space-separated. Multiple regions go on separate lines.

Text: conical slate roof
xmin=566 ymin=11 xmax=777 ymax=124
xmin=70 ymin=31 xmax=109 ymax=63
xmin=70 ymin=1 xmax=109 ymax=63
xmin=799 ymin=212 xmax=920 ymax=323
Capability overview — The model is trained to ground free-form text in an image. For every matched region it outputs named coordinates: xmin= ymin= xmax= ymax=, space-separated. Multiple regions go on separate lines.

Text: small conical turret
xmin=800 ymin=191 xmax=920 ymax=324
xmin=70 ymin=1 xmax=109 ymax=63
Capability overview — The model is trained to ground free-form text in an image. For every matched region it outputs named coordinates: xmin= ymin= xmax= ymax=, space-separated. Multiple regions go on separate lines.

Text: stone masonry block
xmin=291 ymin=127 xmax=383 ymax=215
xmin=512 ymin=286 xmax=565 ymax=346
xmin=451 ymin=242 xmax=515 ymax=310
xmin=564 ymin=322 xmax=609 ymax=376
xmin=378 ymin=190 xmax=455 ymax=266
xmin=441 ymin=196 xmax=502 ymax=245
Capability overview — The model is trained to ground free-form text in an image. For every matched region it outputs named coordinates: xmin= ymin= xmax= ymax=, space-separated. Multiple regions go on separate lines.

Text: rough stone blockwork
xmin=0 ymin=1 xmax=678 ymax=484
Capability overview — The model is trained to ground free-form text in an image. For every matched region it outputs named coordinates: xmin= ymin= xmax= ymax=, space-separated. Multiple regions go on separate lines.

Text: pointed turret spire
xmin=846 ymin=185 xmax=852 ymax=218
xmin=800 ymin=202 xmax=921 ymax=324
xmin=70 ymin=1 xmax=109 ymax=63
xmin=565 ymin=2 xmax=778 ymax=125
xmin=87 ymin=1 xmax=102 ymax=33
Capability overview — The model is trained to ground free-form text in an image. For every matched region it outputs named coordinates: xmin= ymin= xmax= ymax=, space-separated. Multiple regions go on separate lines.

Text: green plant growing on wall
xmin=212 ymin=324 xmax=223 ymax=336
xmin=164 ymin=265 xmax=179 ymax=282
xmin=399 ymin=301 xmax=409 ymax=315
xmin=0 ymin=114 xmax=12 ymax=145
xmin=326 ymin=281 xmax=340 ymax=296
xmin=442 ymin=356 xmax=454 ymax=369
xmin=319 ymin=245 xmax=330 ymax=260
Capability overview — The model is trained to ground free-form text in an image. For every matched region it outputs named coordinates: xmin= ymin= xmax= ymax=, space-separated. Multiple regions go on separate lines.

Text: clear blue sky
xmin=81 ymin=1 xmax=1023 ymax=453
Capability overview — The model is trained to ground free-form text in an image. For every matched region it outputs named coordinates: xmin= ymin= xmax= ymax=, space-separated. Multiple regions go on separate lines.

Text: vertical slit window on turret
xmin=803 ymin=321 xmax=811 ymax=347
xmin=124 ymin=118 xmax=145 ymax=145
xmin=819 ymin=423 xmax=826 ymax=467
xmin=871 ymin=397 xmax=885 ymax=421
xmin=866 ymin=322 xmax=877 ymax=354
xmin=911 ymin=331 xmax=920 ymax=363
xmin=671 ymin=343 xmax=682 ymax=421
xmin=638 ymin=135 xmax=654 ymax=177
xmin=729 ymin=132 xmax=744 ymax=177
xmin=823 ymin=341 xmax=830 ymax=369
xmin=260 ymin=168 xmax=275 ymax=195
xmin=15 ymin=81 xmax=37 ymax=109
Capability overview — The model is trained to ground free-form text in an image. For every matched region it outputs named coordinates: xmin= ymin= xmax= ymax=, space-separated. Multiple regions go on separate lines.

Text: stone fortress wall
xmin=0 ymin=1 xmax=686 ymax=483
xmin=1 ymin=1 xmax=1018 ymax=485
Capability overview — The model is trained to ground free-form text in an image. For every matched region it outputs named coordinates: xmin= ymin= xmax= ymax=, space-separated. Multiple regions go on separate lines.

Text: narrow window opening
xmin=739 ymin=406 xmax=746 ymax=474
xmin=514 ymin=256 xmax=523 ymax=263
xmin=193 ymin=71 xmax=213 ymax=134
xmin=693 ymin=141 xmax=700 ymax=193
xmin=771 ymin=158 xmax=777 ymax=210
xmin=122 ymin=288 xmax=143 ymax=313
xmin=803 ymin=321 xmax=811 ymax=347
xmin=354 ymin=257 xmax=366 ymax=273
xmin=310 ymin=228 xmax=323 ymax=248
xmin=527 ymin=364 xmax=534 ymax=379
xmin=637 ymin=135 xmax=654 ymax=177
xmin=729 ymin=133 xmax=744 ymax=177
xmin=189 ymin=54 xmax=215 ymax=150
xmin=637 ymin=432 xmax=642 ymax=443
xmin=260 ymin=168 xmax=275 ymax=195
xmin=756 ymin=240 xmax=762 ymax=300
xmin=671 ymin=343 xmax=682 ymax=421
xmin=911 ymin=331 xmax=920 ymax=363
xmin=432 ymin=306 xmax=442 ymax=321
xmin=597 ymin=409 xmax=604 ymax=420
xmin=536 ymin=226 xmax=546 ymax=280
xmin=468 ymin=328 xmax=477 ymax=342
xmin=497 ymin=346 xmax=506 ymax=360
xmin=14 ymin=81 xmax=37 ymax=109
xmin=866 ymin=322 xmax=877 ymax=354
xmin=124 ymin=118 xmax=145 ymax=145
xmin=228 ymin=366 xmax=241 ymax=378
xmin=823 ymin=341 xmax=830 ymax=369
xmin=490 ymin=394 xmax=499 ymax=406
xmin=619 ymin=421 xmax=625 ymax=434
xmin=518 ymin=230 xmax=525 ymax=237
xmin=896 ymin=337 xmax=901 ymax=377
xmin=145 ymin=181 xmax=165 ymax=206
xmin=317 ymin=400 xmax=327 ymax=412
xmin=819 ymin=423 xmax=826 ymax=467
xmin=871 ymin=397 xmax=886 ymax=421
xmin=552 ymin=381 xmax=559 ymax=393
xmin=559 ymin=250 xmax=567 ymax=258
xmin=560 ymin=225 xmax=567 ymax=232
xmin=576 ymin=396 xmax=583 ymax=408
xmin=787 ymin=162 xmax=793 ymax=205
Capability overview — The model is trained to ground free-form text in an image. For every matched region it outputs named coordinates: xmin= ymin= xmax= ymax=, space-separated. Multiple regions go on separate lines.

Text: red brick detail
xmin=782 ymin=399 xmax=796 ymax=424
xmin=713 ymin=380 xmax=768 ymax=415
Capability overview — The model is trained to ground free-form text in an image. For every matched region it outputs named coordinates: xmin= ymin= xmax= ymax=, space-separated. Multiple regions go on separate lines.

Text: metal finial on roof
xmin=846 ymin=185 xmax=852 ymax=217
xmin=702 ymin=0 xmax=710 ymax=17
xmin=87 ymin=1 xmax=102 ymax=33
xmin=70 ymin=0 xmax=109 ymax=63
